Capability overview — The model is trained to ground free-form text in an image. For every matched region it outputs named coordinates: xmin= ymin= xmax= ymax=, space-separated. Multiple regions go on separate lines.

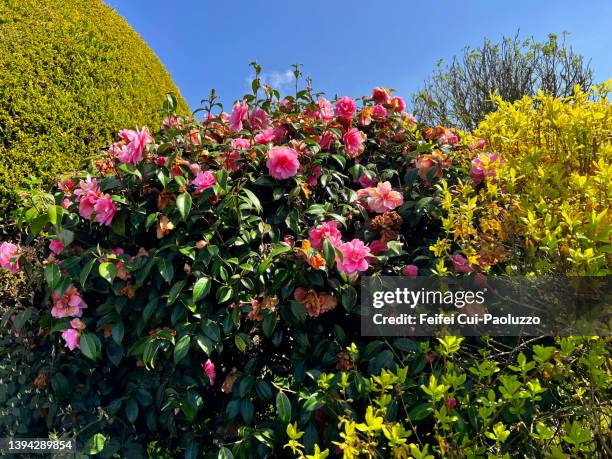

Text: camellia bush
xmin=1 ymin=67 xmax=610 ymax=458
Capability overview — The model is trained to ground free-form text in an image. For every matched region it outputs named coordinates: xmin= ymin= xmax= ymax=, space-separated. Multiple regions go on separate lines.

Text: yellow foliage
xmin=439 ymin=82 xmax=611 ymax=275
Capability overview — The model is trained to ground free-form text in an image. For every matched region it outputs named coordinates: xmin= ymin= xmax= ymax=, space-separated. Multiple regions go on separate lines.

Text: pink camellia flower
xmin=451 ymin=254 xmax=473 ymax=273
xmin=203 ymin=359 xmax=216 ymax=385
xmin=369 ymin=239 xmax=388 ymax=255
xmin=0 ymin=242 xmax=19 ymax=273
xmin=343 ymin=128 xmax=366 ymax=157
xmin=279 ymin=99 xmax=292 ymax=110
xmin=308 ymin=221 xmax=343 ymax=250
xmin=336 ymin=239 xmax=371 ymax=275
xmin=254 ymin=125 xmax=287 ymax=144
xmin=58 ymin=178 xmax=74 ymax=195
xmin=191 ymin=171 xmax=217 ymax=193
xmin=335 ymin=96 xmax=357 ymax=119
xmin=117 ymin=128 xmax=154 ymax=164
xmin=79 ymin=193 xmax=99 ymax=220
xmin=61 ymin=328 xmax=80 ymax=351
xmin=222 ymin=150 xmax=241 ymax=172
xmin=317 ymin=97 xmax=334 ymax=121
xmin=372 ymin=104 xmax=387 ymax=119
xmin=219 ymin=112 xmax=230 ymax=123
xmin=74 ymin=177 xmax=100 ymax=202
xmin=438 ymin=131 xmax=460 ymax=145
xmin=372 ymin=87 xmax=391 ymax=104
xmin=389 ymin=96 xmax=406 ymax=112
xmin=358 ymin=174 xmax=378 ymax=188
xmin=402 ymin=264 xmax=419 ymax=277
xmin=229 ymin=101 xmax=249 ymax=132
xmin=162 ymin=116 xmax=181 ymax=130
xmin=363 ymin=181 xmax=404 ymax=213
xmin=231 ymin=138 xmax=251 ymax=150
xmin=51 ymin=285 xmax=88 ymax=318
xmin=307 ymin=166 xmax=322 ymax=186
xmin=70 ymin=318 xmax=86 ymax=331
xmin=189 ymin=163 xmax=202 ymax=176
xmin=93 ymin=194 xmax=117 ymax=227
xmin=49 ymin=239 xmax=65 ymax=255
xmin=319 ymin=131 xmax=337 ymax=150
xmin=61 ymin=198 xmax=71 ymax=209
xmin=470 ymin=152 xmax=503 ymax=185
xmin=266 ymin=146 xmax=300 ymax=180
xmin=249 ymin=107 xmax=270 ymax=130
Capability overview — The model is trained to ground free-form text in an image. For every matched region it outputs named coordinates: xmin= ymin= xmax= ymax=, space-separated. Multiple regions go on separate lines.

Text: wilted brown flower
xmin=222 ymin=369 xmax=243 ymax=394
xmin=294 ymin=288 xmax=337 ymax=318
xmin=119 ymin=284 xmax=136 ymax=299
xmin=33 ymin=372 xmax=48 ymax=390
xmin=371 ymin=211 xmax=403 ymax=241
xmin=102 ymin=323 xmax=113 ymax=338
xmin=157 ymin=188 xmax=176 ymax=210
xmin=336 ymin=351 xmax=355 ymax=371
xmin=156 ymin=215 xmax=175 ymax=239
xmin=94 ymin=157 xmax=116 ymax=175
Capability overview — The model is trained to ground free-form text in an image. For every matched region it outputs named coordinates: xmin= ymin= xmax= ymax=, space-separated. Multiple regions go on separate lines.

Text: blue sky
xmin=105 ymin=0 xmax=612 ymax=112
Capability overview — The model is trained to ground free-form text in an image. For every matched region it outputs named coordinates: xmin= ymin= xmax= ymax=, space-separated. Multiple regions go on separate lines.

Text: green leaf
xmin=111 ymin=322 xmax=124 ymax=345
xmin=262 ymin=313 xmax=277 ymax=337
xmin=234 ymin=334 xmax=247 ymax=352
xmin=125 ymin=398 xmax=138 ymax=424
xmin=408 ymin=402 xmax=433 ymax=421
xmin=192 ymin=277 xmax=211 ymax=302
xmin=270 ymin=243 xmax=292 ymax=258
xmin=255 ymin=380 xmax=273 ymax=401
xmin=416 ymin=196 xmax=433 ymax=209
xmin=341 ymin=286 xmax=358 ymax=312
xmin=322 ymin=239 xmax=336 ymax=268
xmin=216 ymin=286 xmax=233 ymax=303
xmin=240 ymin=399 xmax=254 ymax=424
xmin=242 ymin=188 xmax=262 ymax=213
xmin=47 ymin=204 xmax=58 ymax=225
xmin=83 ymin=433 xmax=107 ymax=455
xmin=80 ymin=333 xmax=101 ymax=361
xmin=44 ymin=263 xmax=61 ymax=290
xmin=158 ymin=258 xmax=174 ymax=284
xmin=276 ymin=391 xmax=291 ymax=423
xmin=176 ymin=192 xmax=192 ymax=221
xmin=99 ymin=262 xmax=117 ymax=284
xmin=173 ymin=335 xmax=191 ymax=364
xmin=181 ymin=391 xmax=202 ymax=422
xmin=218 ymin=446 xmax=234 ymax=459
xmin=167 ymin=280 xmax=186 ymax=305
xmin=80 ymin=258 xmax=96 ymax=288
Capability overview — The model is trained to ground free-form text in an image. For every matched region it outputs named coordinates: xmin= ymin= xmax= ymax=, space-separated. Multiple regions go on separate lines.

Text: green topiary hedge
xmin=0 ymin=0 xmax=188 ymax=215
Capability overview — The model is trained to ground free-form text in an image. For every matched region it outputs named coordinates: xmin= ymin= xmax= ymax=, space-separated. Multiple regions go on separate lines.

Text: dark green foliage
xmin=0 ymin=0 xmax=188 ymax=214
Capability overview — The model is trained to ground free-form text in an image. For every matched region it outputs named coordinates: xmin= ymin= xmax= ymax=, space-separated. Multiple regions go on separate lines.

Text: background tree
xmin=411 ymin=33 xmax=593 ymax=130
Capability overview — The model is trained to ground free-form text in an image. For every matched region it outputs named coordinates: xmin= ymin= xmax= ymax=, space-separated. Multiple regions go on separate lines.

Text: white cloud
xmin=245 ymin=69 xmax=295 ymax=91
xmin=262 ymin=69 xmax=294 ymax=89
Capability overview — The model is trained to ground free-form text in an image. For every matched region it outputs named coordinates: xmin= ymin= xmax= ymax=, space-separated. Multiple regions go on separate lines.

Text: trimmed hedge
xmin=0 ymin=0 xmax=188 ymax=214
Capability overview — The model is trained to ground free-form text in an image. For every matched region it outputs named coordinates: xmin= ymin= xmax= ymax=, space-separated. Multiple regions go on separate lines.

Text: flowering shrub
xmin=2 ymin=68 xmax=610 ymax=457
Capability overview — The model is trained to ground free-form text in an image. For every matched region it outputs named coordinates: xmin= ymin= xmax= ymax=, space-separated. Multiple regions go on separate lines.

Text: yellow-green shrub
xmin=0 ymin=0 xmax=188 ymax=215
xmin=437 ymin=83 xmax=611 ymax=275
